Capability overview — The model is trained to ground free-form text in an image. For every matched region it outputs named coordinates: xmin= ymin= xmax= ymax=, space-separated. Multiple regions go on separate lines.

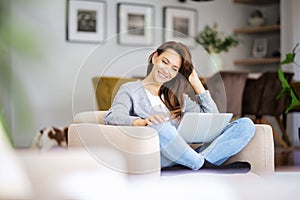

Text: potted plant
xmin=194 ymin=23 xmax=239 ymax=69
xmin=277 ymin=43 xmax=300 ymax=113
xmin=195 ymin=23 xmax=239 ymax=54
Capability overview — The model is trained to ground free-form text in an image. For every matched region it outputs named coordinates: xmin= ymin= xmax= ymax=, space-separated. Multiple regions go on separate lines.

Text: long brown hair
xmin=147 ymin=41 xmax=194 ymax=118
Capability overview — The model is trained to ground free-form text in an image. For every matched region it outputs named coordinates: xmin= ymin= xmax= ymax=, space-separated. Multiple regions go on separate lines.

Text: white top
xmin=145 ymin=89 xmax=169 ymax=117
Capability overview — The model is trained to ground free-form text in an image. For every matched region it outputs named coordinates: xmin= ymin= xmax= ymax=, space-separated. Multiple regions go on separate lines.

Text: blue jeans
xmin=150 ymin=117 xmax=255 ymax=170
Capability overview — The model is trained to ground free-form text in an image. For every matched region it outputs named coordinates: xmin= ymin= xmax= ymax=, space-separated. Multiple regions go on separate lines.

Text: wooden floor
xmin=275 ymin=146 xmax=300 ymax=171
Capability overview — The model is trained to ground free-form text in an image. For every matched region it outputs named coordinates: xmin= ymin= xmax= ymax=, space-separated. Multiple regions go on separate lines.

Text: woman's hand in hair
xmin=132 ymin=114 xmax=169 ymax=126
xmin=188 ymin=69 xmax=206 ymax=94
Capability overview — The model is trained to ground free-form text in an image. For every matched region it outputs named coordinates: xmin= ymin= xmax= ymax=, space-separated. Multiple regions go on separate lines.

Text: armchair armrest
xmin=225 ymin=124 xmax=274 ymax=176
xmin=73 ymin=111 xmax=107 ymax=124
xmin=68 ymin=122 xmax=160 ymax=175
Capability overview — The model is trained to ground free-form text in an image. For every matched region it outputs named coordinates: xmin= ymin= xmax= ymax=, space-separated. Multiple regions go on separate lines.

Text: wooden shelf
xmin=234 ymin=57 xmax=281 ymax=65
xmin=233 ymin=0 xmax=279 ymax=5
xmin=234 ymin=24 xmax=280 ymax=34
xmin=233 ymin=0 xmax=280 ymax=68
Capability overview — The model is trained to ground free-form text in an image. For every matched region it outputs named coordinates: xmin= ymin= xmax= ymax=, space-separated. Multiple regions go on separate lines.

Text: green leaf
xmin=278 ymin=68 xmax=287 ymax=85
xmin=278 ymin=68 xmax=290 ymax=88
xmin=292 ymin=43 xmax=299 ymax=54
xmin=276 ymin=88 xmax=289 ymax=100
xmin=277 ymin=42 xmax=300 ymax=113
xmin=276 ymin=67 xmax=291 ymax=99
xmin=280 ymin=53 xmax=295 ymax=65
xmin=285 ymin=90 xmax=300 ymax=114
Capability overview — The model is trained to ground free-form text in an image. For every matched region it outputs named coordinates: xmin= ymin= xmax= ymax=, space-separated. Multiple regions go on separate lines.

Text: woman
xmin=105 ymin=41 xmax=255 ymax=171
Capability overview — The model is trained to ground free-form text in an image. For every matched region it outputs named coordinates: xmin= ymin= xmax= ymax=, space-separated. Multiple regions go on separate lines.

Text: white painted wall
xmin=9 ymin=0 xmax=281 ymax=147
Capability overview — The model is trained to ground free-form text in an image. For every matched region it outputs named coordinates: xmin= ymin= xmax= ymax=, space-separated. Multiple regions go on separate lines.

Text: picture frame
xmin=252 ymin=38 xmax=268 ymax=58
xmin=117 ymin=3 xmax=154 ymax=46
xmin=163 ymin=7 xmax=198 ymax=48
xmin=67 ymin=0 xmax=106 ymax=43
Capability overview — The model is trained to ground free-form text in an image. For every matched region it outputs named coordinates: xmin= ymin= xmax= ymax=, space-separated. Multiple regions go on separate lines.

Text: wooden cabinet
xmin=233 ymin=0 xmax=280 ymax=67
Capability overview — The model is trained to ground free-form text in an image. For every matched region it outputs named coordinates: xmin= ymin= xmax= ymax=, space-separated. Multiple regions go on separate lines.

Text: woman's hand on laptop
xmin=132 ymin=114 xmax=169 ymax=126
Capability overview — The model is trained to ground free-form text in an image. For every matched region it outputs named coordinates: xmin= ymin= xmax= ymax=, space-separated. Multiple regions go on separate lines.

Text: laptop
xmin=177 ymin=113 xmax=233 ymax=143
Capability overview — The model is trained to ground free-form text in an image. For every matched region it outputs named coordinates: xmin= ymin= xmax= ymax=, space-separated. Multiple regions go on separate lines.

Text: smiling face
xmin=144 ymin=41 xmax=193 ymax=118
xmin=150 ymin=49 xmax=182 ymax=84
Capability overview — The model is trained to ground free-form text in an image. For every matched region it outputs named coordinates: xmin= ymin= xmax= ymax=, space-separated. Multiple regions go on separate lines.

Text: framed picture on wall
xmin=117 ymin=3 xmax=154 ymax=46
xmin=163 ymin=7 xmax=198 ymax=48
xmin=252 ymin=38 xmax=268 ymax=58
xmin=67 ymin=0 xmax=106 ymax=43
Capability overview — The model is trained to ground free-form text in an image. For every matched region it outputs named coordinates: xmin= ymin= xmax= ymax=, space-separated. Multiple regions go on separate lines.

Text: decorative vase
xmin=248 ymin=17 xmax=265 ymax=26
xmin=248 ymin=10 xmax=265 ymax=26
xmin=210 ymin=53 xmax=223 ymax=70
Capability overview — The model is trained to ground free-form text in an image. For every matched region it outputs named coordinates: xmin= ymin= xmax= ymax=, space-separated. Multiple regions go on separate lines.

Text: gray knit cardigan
xmin=104 ymin=80 xmax=219 ymax=126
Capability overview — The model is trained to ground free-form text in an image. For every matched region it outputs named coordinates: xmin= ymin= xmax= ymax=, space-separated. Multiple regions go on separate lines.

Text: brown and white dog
xmin=31 ymin=127 xmax=68 ymax=151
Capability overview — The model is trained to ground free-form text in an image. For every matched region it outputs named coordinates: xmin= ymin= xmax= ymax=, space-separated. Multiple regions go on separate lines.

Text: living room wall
xmin=8 ymin=0 xmax=285 ymax=147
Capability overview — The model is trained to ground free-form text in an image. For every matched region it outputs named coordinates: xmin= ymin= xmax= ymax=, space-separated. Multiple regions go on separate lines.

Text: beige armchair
xmin=68 ymin=111 xmax=275 ymax=176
